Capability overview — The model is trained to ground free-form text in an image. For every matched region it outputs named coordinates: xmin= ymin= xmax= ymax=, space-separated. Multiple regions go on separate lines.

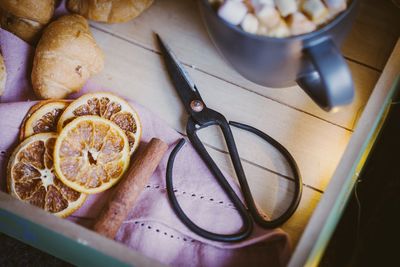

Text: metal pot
xmin=198 ymin=0 xmax=359 ymax=111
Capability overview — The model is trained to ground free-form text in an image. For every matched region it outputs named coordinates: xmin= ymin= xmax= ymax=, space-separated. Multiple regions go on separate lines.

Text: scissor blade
xmin=156 ymin=33 xmax=204 ymax=114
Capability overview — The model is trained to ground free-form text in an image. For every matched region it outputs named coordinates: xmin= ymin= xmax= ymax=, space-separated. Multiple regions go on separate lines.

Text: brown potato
xmin=67 ymin=0 xmax=154 ymax=24
xmin=31 ymin=14 xmax=104 ymax=99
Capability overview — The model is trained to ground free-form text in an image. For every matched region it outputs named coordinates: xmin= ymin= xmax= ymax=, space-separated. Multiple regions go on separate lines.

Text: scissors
xmin=156 ymin=34 xmax=303 ymax=242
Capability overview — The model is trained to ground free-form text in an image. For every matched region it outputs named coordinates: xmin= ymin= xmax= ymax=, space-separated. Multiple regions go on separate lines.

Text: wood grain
xmin=290 ymin=39 xmax=400 ymax=266
xmin=0 ymin=0 xmax=396 ymax=263
xmin=205 ymin=146 xmax=322 ymax=246
xmin=90 ymin=0 xmax=383 ymax=130
xmin=342 ymin=0 xmax=400 ymax=70
xmin=84 ymin=0 xmax=396 ymax=251
xmin=90 ymin=27 xmax=352 ymax=193
xmin=88 ymin=26 xmax=346 ymax=246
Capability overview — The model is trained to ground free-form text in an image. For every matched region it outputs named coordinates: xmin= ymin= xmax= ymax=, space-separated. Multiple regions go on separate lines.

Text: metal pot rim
xmin=199 ymin=0 xmax=358 ymax=42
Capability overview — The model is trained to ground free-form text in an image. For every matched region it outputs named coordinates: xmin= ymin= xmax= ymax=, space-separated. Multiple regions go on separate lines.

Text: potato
xmin=31 ymin=14 xmax=104 ymax=99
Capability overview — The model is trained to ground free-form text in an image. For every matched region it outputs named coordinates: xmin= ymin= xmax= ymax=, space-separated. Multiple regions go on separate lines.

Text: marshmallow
xmin=256 ymin=5 xmax=281 ymax=29
xmin=250 ymin=0 xmax=275 ymax=12
xmin=268 ymin=19 xmax=290 ymax=37
xmin=326 ymin=0 xmax=347 ymax=20
xmin=256 ymin=0 xmax=275 ymax=4
xmin=302 ymin=0 xmax=329 ymax=24
xmin=212 ymin=0 xmax=348 ymax=38
xmin=257 ymin=25 xmax=269 ymax=35
xmin=323 ymin=0 xmax=347 ymax=10
xmin=218 ymin=0 xmax=248 ymax=25
xmin=275 ymin=0 xmax=298 ymax=17
xmin=240 ymin=13 xmax=259 ymax=34
xmin=287 ymin=12 xmax=317 ymax=35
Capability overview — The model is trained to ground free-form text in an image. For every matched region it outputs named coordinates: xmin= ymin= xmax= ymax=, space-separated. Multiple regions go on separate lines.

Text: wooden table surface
xmin=88 ymin=0 xmax=400 ymax=246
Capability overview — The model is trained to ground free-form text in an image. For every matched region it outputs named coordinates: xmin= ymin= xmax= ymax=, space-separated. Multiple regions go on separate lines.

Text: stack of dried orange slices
xmin=7 ymin=92 xmax=142 ymax=217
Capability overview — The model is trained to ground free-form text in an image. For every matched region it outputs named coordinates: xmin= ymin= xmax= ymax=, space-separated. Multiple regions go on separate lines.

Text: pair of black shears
xmin=156 ymin=34 xmax=302 ymax=243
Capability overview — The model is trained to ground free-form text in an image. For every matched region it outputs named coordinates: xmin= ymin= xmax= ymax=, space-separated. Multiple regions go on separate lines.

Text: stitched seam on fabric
xmin=144 ymin=183 xmax=237 ymax=210
xmin=129 ymin=220 xmax=197 ymax=244
xmin=144 ymin=184 xmax=270 ymax=219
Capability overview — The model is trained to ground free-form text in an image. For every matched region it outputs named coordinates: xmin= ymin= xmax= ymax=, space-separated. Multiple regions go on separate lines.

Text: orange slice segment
xmin=7 ymin=132 xmax=87 ymax=218
xmin=57 ymin=92 xmax=141 ymax=155
xmin=20 ymin=100 xmax=70 ymax=140
xmin=54 ymin=116 xmax=130 ymax=194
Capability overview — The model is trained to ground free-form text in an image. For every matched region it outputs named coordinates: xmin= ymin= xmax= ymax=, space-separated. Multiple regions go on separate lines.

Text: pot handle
xmin=297 ymin=39 xmax=354 ymax=111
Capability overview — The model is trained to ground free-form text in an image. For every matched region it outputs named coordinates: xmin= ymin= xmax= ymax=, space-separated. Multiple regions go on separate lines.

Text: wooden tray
xmin=0 ymin=0 xmax=399 ymax=265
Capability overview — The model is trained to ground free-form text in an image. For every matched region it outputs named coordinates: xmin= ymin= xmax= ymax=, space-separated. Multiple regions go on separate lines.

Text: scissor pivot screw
xmin=190 ymin=100 xmax=204 ymax=112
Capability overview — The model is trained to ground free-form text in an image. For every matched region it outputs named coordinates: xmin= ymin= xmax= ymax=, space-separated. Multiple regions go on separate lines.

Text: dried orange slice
xmin=20 ymin=100 xmax=70 ymax=140
xmin=7 ymin=132 xmax=86 ymax=218
xmin=54 ymin=115 xmax=130 ymax=194
xmin=57 ymin=92 xmax=141 ymax=155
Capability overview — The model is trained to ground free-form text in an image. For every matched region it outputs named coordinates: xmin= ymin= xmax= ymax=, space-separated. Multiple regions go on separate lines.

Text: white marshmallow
xmin=218 ymin=0 xmax=248 ymax=25
xmin=326 ymin=0 xmax=347 ymax=20
xmin=288 ymin=12 xmax=317 ymax=35
xmin=240 ymin=13 xmax=259 ymax=34
xmin=302 ymin=0 xmax=329 ymax=24
xmin=256 ymin=5 xmax=281 ymax=29
xmin=250 ymin=0 xmax=275 ymax=12
xmin=275 ymin=0 xmax=298 ymax=17
xmin=323 ymin=0 xmax=346 ymax=10
xmin=258 ymin=0 xmax=275 ymax=4
xmin=257 ymin=25 xmax=269 ymax=35
xmin=268 ymin=20 xmax=290 ymax=37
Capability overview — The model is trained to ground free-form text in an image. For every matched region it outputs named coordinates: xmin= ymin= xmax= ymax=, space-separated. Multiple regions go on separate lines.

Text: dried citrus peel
xmin=20 ymin=100 xmax=70 ymax=140
xmin=57 ymin=92 xmax=141 ymax=155
xmin=7 ymin=132 xmax=86 ymax=217
xmin=54 ymin=115 xmax=131 ymax=194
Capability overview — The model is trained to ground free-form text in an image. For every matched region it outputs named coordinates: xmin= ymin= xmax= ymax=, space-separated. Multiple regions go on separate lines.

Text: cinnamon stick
xmin=93 ymin=138 xmax=168 ymax=238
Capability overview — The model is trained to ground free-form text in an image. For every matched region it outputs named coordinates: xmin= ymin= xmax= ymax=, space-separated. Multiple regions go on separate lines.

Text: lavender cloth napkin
xmin=0 ymin=19 xmax=291 ymax=267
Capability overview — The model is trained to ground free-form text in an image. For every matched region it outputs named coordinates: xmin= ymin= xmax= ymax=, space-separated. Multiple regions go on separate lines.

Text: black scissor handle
xmin=191 ymin=113 xmax=302 ymax=228
xmin=166 ymin=112 xmax=302 ymax=242
xmin=229 ymin=121 xmax=303 ymax=228
xmin=166 ymin=138 xmax=253 ymax=242
xmin=167 ymin=111 xmax=253 ymax=242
